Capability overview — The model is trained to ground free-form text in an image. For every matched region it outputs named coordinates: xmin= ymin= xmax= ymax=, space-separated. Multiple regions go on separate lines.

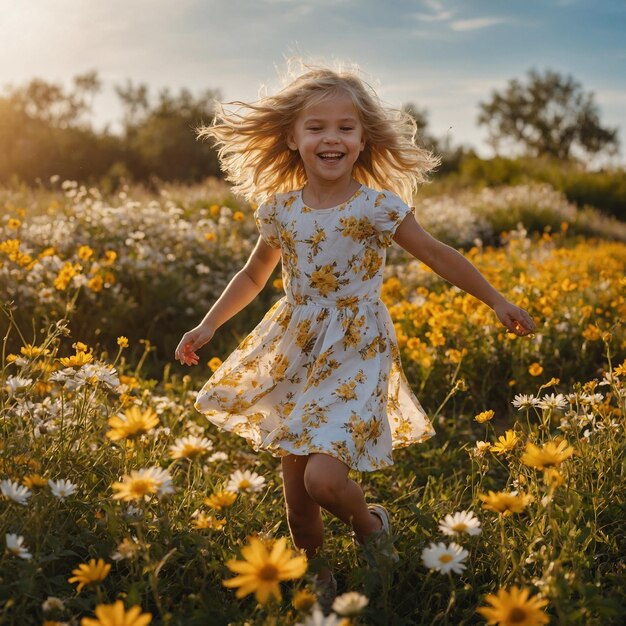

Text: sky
xmin=1 ymin=0 xmax=625 ymax=163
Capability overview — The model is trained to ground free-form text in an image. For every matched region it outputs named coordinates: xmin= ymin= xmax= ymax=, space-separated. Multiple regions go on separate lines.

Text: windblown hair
xmin=197 ymin=63 xmax=441 ymax=204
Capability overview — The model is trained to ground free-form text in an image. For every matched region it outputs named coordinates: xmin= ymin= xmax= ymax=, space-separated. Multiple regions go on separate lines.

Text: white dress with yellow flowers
xmin=194 ymin=184 xmax=435 ymax=471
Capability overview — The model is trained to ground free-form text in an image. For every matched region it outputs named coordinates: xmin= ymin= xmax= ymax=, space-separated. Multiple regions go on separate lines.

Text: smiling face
xmin=287 ymin=91 xmax=365 ymax=187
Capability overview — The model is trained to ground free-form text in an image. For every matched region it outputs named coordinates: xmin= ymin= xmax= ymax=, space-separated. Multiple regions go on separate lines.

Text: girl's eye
xmin=307 ymin=127 xmax=322 ymax=131
xmin=341 ymin=127 xmax=354 ymax=131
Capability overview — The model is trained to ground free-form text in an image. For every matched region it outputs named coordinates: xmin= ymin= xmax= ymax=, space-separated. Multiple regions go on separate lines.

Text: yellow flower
xmin=528 ymin=363 xmax=543 ymax=376
xmin=475 ymin=410 xmax=495 ymax=423
xmin=23 ymin=474 xmax=48 ymax=489
xmin=68 ymin=558 xmax=111 ymax=592
xmin=192 ymin=514 xmax=227 ymax=530
xmin=490 ymin=430 xmax=519 ymax=455
xmin=477 ymin=585 xmax=549 ymax=625
xmin=106 ymin=406 xmax=159 ymax=441
xmin=77 ymin=245 xmax=94 ymax=261
xmin=208 ymin=357 xmax=223 ymax=373
xmin=613 ymin=359 xmax=626 ymax=377
xmin=102 ymin=250 xmax=117 ymax=265
xmin=7 ymin=218 xmax=21 ymax=229
xmin=292 ymin=588 xmax=317 ymax=612
xmin=582 ymin=324 xmax=602 ymax=341
xmin=539 ymin=377 xmax=560 ymax=390
xmin=454 ymin=379 xmax=468 ymax=392
xmin=543 ymin=468 xmax=565 ymax=489
xmin=81 ymin=600 xmax=152 ymax=626
xmin=209 ymin=204 xmax=220 ymax=216
xmin=20 ymin=344 xmax=51 ymax=358
xmin=59 ymin=351 xmax=93 ymax=367
xmin=233 ymin=210 xmax=245 ymax=222
xmin=117 ymin=336 xmax=129 ymax=348
xmin=223 ymin=536 xmax=308 ymax=605
xmin=204 ymin=231 xmax=217 ymax=242
xmin=272 ymin=277 xmax=283 ymax=291
xmin=204 ymin=490 xmax=237 ymax=510
xmin=521 ymin=439 xmax=574 ymax=469
xmin=54 ymin=261 xmax=82 ymax=290
xmin=479 ymin=491 xmax=533 ymax=516
xmin=87 ymin=275 xmax=104 ymax=292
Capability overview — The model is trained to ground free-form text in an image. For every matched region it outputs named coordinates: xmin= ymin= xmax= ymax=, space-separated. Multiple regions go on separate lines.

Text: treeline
xmin=0 ymin=71 xmax=221 ymax=194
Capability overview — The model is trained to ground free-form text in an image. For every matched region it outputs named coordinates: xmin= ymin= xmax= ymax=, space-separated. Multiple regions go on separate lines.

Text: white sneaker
xmin=357 ymin=504 xmax=400 ymax=568
xmin=312 ymin=572 xmax=338 ymax=616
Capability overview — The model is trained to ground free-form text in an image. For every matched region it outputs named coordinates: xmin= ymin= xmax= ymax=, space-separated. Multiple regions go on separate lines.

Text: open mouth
xmin=317 ymin=152 xmax=344 ymax=162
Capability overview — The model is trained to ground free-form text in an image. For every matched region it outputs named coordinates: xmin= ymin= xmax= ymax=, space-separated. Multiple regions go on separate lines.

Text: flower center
xmin=509 ymin=607 xmax=528 ymax=623
xmin=239 ymin=479 xmax=251 ymax=489
xmin=439 ymin=554 xmax=453 ymax=564
xmin=258 ymin=564 xmax=279 ymax=581
xmin=452 ymin=523 xmax=468 ymax=532
xmin=130 ymin=479 xmax=154 ymax=496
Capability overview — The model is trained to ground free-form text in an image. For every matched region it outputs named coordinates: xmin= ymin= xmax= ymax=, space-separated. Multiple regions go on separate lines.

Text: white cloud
xmin=450 ymin=17 xmax=507 ymax=31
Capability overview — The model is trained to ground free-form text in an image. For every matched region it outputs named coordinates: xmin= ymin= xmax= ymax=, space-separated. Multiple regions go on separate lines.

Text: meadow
xmin=1 ymin=177 xmax=625 ymax=625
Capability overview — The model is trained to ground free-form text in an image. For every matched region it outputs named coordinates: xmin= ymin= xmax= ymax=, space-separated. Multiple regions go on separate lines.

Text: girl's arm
xmin=393 ymin=215 xmax=536 ymax=336
xmin=175 ymin=237 xmax=281 ymax=366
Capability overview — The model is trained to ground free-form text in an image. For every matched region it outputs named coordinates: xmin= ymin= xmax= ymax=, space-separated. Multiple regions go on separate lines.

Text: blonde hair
xmin=197 ymin=63 xmax=441 ymax=204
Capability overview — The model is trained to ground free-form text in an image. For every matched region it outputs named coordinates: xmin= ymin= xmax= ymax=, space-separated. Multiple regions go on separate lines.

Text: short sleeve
xmin=373 ymin=191 xmax=413 ymax=247
xmin=253 ymin=197 xmax=280 ymax=248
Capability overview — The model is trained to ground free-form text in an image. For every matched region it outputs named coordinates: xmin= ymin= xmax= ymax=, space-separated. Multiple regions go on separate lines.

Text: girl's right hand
xmin=174 ymin=324 xmax=215 ymax=366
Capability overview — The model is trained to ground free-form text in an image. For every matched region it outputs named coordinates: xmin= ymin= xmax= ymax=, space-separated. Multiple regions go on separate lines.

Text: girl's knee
xmin=303 ymin=468 xmax=346 ymax=507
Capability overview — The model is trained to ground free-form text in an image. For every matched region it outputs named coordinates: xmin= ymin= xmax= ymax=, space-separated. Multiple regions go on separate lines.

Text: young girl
xmin=175 ymin=65 xmax=536 ymax=610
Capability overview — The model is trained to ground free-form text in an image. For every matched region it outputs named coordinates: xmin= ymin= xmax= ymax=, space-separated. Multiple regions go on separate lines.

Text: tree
xmin=477 ymin=68 xmax=619 ymax=161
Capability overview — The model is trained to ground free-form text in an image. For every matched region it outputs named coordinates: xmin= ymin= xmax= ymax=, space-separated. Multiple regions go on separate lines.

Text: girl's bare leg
xmin=303 ymin=453 xmax=382 ymax=544
xmin=281 ymin=454 xmax=326 ymax=563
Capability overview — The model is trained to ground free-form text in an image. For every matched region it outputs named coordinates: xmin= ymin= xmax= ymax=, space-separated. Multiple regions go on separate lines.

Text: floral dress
xmin=194 ymin=184 xmax=435 ymax=471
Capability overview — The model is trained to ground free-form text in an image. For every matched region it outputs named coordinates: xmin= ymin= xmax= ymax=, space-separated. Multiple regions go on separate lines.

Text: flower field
xmin=1 ymin=178 xmax=625 ymax=625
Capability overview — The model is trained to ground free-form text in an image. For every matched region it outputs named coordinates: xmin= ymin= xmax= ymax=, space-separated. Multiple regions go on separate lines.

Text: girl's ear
xmin=286 ymin=132 xmax=298 ymax=151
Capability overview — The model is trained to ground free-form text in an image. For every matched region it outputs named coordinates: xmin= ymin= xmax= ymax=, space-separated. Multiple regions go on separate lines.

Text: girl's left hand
xmin=493 ymin=300 xmax=536 ymax=336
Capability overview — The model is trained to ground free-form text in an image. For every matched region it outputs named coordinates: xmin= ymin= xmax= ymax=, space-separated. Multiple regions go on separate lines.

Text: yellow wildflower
xmin=477 ymin=585 xmax=549 ymax=625
xmin=204 ymin=490 xmax=237 ymax=510
xmin=474 ymin=410 xmax=495 ymax=424
xmin=479 ymin=491 xmax=533 ymax=516
xmin=521 ymin=439 xmax=574 ymax=469
xmin=192 ymin=514 xmax=227 ymax=530
xmin=223 ymin=536 xmax=307 ymax=604
xmin=68 ymin=558 xmax=111 ymax=592
xmin=106 ymin=406 xmax=159 ymax=441
xmin=80 ymin=600 xmax=151 ymax=626
xmin=208 ymin=357 xmax=223 ymax=372
xmin=490 ymin=430 xmax=519 ymax=455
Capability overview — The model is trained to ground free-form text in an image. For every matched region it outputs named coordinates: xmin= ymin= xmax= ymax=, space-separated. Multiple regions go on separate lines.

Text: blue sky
xmin=1 ymin=0 xmax=625 ymax=163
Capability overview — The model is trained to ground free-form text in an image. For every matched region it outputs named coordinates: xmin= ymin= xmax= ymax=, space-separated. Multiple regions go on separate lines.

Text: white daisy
xmin=1 ymin=479 xmax=31 ymax=505
xmin=332 ymin=591 xmax=369 ymax=616
xmin=438 ymin=510 xmax=481 ymax=536
xmin=5 ymin=533 xmax=32 ymax=559
xmin=48 ymin=479 xmax=78 ymax=500
xmin=296 ymin=605 xmax=344 ymax=626
xmin=421 ymin=541 xmax=469 ymax=574
xmin=4 ymin=376 xmax=33 ymax=394
xmin=42 ymin=596 xmax=65 ymax=613
xmin=511 ymin=394 xmax=541 ymax=410
xmin=169 ymin=435 xmax=213 ymax=460
xmin=226 ymin=469 xmax=266 ymax=493
xmin=207 ymin=451 xmax=228 ymax=463
xmin=537 ymin=393 xmax=568 ymax=411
